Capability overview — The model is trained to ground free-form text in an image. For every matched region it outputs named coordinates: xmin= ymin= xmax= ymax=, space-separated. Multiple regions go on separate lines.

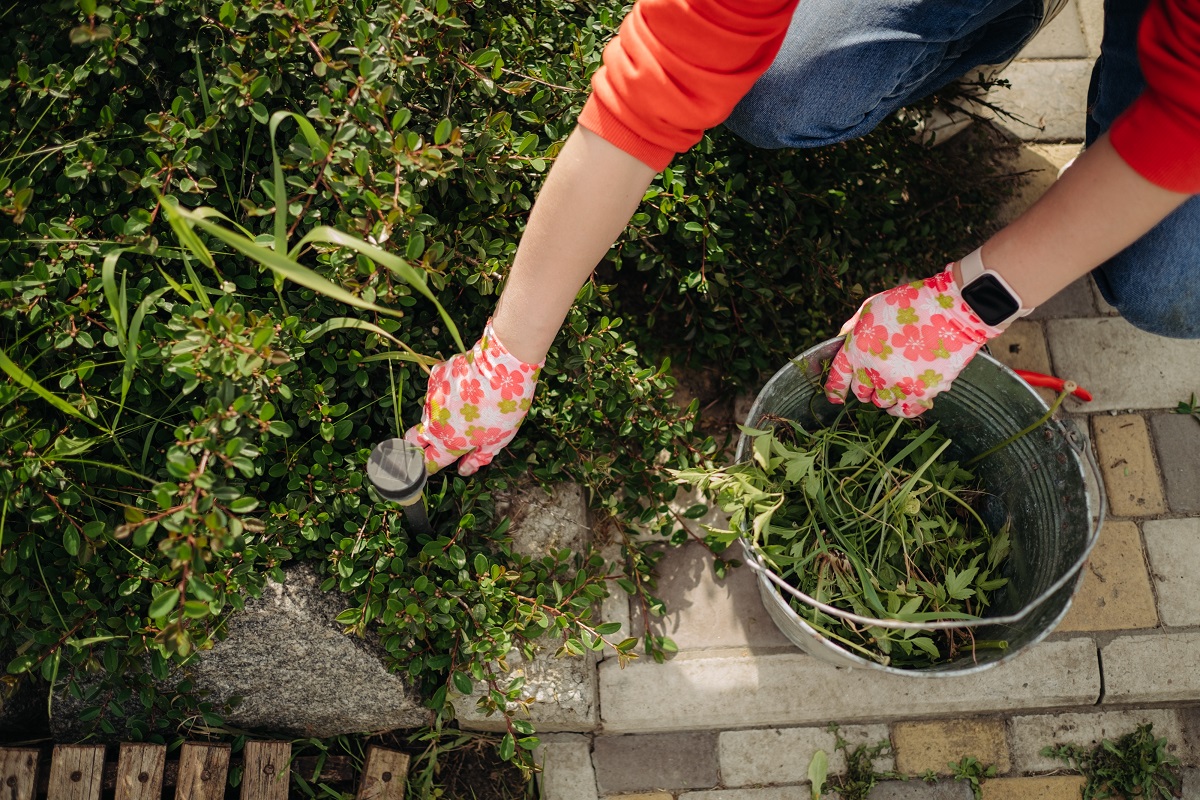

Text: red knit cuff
xmin=1110 ymin=93 xmax=1200 ymax=194
xmin=578 ymin=96 xmax=676 ymax=172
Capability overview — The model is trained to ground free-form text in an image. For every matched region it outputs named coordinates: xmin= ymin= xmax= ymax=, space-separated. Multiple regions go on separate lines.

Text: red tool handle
xmin=1014 ymin=369 xmax=1093 ymax=402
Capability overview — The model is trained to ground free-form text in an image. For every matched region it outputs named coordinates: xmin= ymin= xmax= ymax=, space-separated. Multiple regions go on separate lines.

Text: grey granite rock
xmin=185 ymin=563 xmax=429 ymax=737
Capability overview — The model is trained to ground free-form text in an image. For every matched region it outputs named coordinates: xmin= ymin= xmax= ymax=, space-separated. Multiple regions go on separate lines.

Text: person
xmin=406 ymin=0 xmax=1200 ymax=475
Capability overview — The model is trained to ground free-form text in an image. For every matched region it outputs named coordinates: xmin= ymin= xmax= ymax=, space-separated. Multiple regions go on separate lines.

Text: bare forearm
xmin=492 ymin=127 xmax=657 ymax=363
xmin=961 ymin=133 xmax=1191 ymax=303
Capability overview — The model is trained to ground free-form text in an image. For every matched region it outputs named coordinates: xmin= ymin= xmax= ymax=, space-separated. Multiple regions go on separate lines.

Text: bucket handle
xmin=743 ymin=415 xmax=1106 ymax=632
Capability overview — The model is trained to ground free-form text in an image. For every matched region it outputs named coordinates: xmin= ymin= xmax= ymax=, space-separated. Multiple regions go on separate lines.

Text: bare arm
xmin=490 ymin=127 xmax=657 ymax=364
xmin=959 ymin=132 xmax=1192 ymax=301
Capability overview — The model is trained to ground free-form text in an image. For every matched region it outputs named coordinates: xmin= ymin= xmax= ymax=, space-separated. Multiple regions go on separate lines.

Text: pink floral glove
xmin=824 ymin=265 xmax=1004 ymax=418
xmin=405 ymin=320 xmax=542 ymax=476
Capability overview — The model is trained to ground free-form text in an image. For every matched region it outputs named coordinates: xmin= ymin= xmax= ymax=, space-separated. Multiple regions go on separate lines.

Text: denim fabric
xmin=1087 ymin=0 xmax=1200 ymax=338
xmin=723 ymin=0 xmax=1044 ymax=148
xmin=724 ymin=0 xmax=1200 ymax=338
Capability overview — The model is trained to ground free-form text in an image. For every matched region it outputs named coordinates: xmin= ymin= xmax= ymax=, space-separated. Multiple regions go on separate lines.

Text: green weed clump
xmin=1 ymin=0 xmax=1011 ymax=760
xmin=676 ymin=402 xmax=1012 ymax=668
xmin=1042 ymin=723 xmax=1182 ymax=800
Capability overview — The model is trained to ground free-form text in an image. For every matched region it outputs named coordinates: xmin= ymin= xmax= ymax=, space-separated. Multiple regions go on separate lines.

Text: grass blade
xmin=0 ymin=347 xmax=105 ymax=430
xmin=101 ymin=248 xmax=129 ymax=346
xmin=296 ymin=226 xmax=466 ymax=353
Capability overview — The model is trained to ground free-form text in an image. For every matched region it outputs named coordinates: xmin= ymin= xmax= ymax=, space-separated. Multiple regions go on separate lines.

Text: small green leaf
xmin=148 ymin=589 xmax=179 ymax=619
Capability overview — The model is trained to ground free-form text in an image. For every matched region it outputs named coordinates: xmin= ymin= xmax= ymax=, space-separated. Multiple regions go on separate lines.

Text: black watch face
xmin=961 ymin=274 xmax=1020 ymax=327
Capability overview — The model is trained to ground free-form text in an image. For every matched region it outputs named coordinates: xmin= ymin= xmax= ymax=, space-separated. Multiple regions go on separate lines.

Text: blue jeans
xmin=724 ymin=0 xmax=1200 ymax=338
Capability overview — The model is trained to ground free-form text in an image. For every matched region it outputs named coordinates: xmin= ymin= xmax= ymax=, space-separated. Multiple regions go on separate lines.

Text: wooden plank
xmin=114 ymin=744 xmax=166 ymax=800
xmin=239 ymin=742 xmax=291 ymax=800
xmin=0 ymin=748 xmax=40 ymax=800
xmin=174 ymin=744 xmax=229 ymax=800
xmin=46 ymin=745 xmax=105 ymax=800
xmin=356 ymin=747 xmax=409 ymax=800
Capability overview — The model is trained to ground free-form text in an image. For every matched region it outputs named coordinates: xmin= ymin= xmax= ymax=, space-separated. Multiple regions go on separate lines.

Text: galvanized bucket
xmin=735 ymin=338 xmax=1104 ymax=676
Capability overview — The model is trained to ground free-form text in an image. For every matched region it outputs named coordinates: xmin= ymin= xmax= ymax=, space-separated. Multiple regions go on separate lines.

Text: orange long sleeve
xmin=1109 ymin=0 xmax=1200 ymax=193
xmin=577 ymin=0 xmax=801 ymax=171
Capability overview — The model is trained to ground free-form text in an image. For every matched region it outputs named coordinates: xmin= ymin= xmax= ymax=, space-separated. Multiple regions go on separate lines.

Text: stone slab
xmin=989 ymin=60 xmax=1091 ymax=141
xmin=1149 ymin=413 xmax=1200 ymax=514
xmin=1009 ymin=709 xmax=1183 ymax=773
xmin=868 ymin=782 xmax=972 ymax=799
xmin=603 ymin=795 xmax=674 ymax=800
xmin=1046 ymin=318 xmax=1200 ymax=412
xmin=680 ymin=789 xmax=809 ymax=800
xmin=892 ymin=719 xmax=1010 ymax=776
xmin=632 ymin=542 xmax=793 ymax=652
xmin=1077 ymin=0 xmax=1103 ymax=57
xmin=456 ymin=482 xmax=599 ymax=732
xmin=1091 ymin=414 xmax=1166 ymax=517
xmin=597 ymin=536 xmax=632 ymax=660
xmin=993 ymin=143 xmax=1082 ymax=227
xmin=1102 ymin=631 xmax=1200 ymax=704
xmin=599 ymin=639 xmax=1099 ymax=733
xmin=979 ymin=776 xmax=1087 ymax=799
xmin=1028 ymin=276 xmax=1097 ymax=321
xmin=537 ymin=735 xmax=598 ymax=800
xmin=719 ymin=725 xmax=891 ymax=787
xmin=988 ymin=321 xmax=1056 ymax=405
xmin=592 ymin=733 xmax=718 ymax=795
xmin=1057 ymin=519 xmax=1158 ymax=633
xmin=1143 ymin=518 xmax=1200 ymax=627
xmin=1018 ymin=0 xmax=1088 ymax=59
xmin=1183 ymin=768 xmax=1200 ymax=798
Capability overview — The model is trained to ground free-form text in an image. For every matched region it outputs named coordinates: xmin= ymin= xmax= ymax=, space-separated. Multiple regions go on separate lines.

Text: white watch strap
xmin=959 ymin=247 xmax=1034 ymax=319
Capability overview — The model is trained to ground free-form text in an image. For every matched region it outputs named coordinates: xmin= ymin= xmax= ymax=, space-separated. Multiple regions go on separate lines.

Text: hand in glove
xmin=405 ymin=320 xmax=542 ymax=476
xmin=824 ymin=265 xmax=1004 ymax=417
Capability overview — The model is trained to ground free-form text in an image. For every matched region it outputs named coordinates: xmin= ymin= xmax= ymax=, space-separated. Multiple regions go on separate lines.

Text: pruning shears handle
xmin=1014 ymin=369 xmax=1093 ymax=402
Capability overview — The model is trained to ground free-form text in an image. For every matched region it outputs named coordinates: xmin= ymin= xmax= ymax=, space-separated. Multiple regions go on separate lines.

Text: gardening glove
xmin=824 ymin=265 xmax=1004 ymax=418
xmin=405 ymin=320 xmax=542 ymax=476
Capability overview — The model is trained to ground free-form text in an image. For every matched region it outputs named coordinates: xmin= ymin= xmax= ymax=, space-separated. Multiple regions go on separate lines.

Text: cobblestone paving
xmin=515 ymin=2 xmax=1200 ymax=795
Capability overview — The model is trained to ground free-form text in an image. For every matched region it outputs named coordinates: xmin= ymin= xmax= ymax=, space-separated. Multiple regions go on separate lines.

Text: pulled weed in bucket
xmin=673 ymin=401 xmax=1012 ymax=668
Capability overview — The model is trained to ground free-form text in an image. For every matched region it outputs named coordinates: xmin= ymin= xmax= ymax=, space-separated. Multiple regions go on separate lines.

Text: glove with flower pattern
xmin=405 ymin=320 xmax=542 ymax=476
xmin=824 ymin=265 xmax=1005 ymax=417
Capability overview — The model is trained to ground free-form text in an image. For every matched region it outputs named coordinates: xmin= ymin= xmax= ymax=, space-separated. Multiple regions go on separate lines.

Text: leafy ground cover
xmin=0 ymin=0 xmax=1016 ymax=791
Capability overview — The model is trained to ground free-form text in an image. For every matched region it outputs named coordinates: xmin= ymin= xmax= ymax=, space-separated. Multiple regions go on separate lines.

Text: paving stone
xmin=1183 ymin=768 xmax=1200 ymax=796
xmin=988 ymin=60 xmax=1091 ymax=141
xmin=892 ymin=719 xmax=1010 ymax=776
xmin=1046 ymin=318 xmax=1200 ymax=412
xmin=632 ymin=542 xmax=793 ymax=652
xmin=1090 ymin=415 xmax=1166 ymax=517
xmin=719 ymin=725 xmax=891 ymax=787
xmin=868 ymin=782 xmax=972 ymax=799
xmin=1077 ymin=0 xmax=1103 ymax=57
xmin=1149 ymin=413 xmax=1200 ymax=514
xmin=536 ymin=735 xmax=598 ymax=800
xmin=455 ymin=482 xmax=599 ymax=732
xmin=992 ymin=143 xmax=1082 ymax=227
xmin=599 ymin=639 xmax=1099 ymax=733
xmin=1009 ymin=709 xmax=1183 ymax=772
xmin=597 ymin=535 xmax=632 ymax=660
xmin=1102 ymin=631 xmax=1200 ymax=704
xmin=978 ymin=776 xmax=1087 ymax=799
xmin=1057 ymin=519 xmax=1158 ymax=633
xmin=1018 ymin=0 xmax=1088 ymax=59
xmin=1028 ymin=275 xmax=1097 ymax=321
xmin=988 ymin=321 xmax=1056 ymax=405
xmin=603 ymin=795 xmax=675 ymax=800
xmin=1143 ymin=519 xmax=1200 ymax=627
xmin=592 ymin=733 xmax=718 ymax=795
xmin=1180 ymin=705 xmax=1200 ymax=766
xmin=680 ymin=789 xmax=807 ymax=800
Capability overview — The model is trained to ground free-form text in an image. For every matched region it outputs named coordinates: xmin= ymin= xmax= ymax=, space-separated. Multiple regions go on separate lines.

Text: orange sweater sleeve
xmin=1109 ymin=0 xmax=1200 ymax=193
xmin=577 ymin=0 xmax=802 ymax=171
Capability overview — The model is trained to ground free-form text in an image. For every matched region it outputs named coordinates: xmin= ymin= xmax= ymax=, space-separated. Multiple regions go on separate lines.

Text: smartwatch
xmin=958 ymin=248 xmax=1033 ymax=328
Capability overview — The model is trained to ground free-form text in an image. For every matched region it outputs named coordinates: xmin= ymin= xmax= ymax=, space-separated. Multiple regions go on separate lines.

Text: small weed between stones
xmin=1042 ymin=723 xmax=1183 ymax=799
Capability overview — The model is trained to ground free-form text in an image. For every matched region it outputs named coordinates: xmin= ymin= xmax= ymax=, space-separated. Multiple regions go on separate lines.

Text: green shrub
xmin=0 ymin=0 xmax=1010 ymax=752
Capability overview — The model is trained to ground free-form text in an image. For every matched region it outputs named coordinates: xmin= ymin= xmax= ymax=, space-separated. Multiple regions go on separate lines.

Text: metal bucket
xmin=735 ymin=338 xmax=1103 ymax=676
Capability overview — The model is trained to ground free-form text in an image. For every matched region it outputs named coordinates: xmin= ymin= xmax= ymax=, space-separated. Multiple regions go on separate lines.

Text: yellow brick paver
xmin=1091 ymin=415 xmax=1166 ymax=517
xmin=604 ymin=794 xmax=675 ymax=800
xmin=1058 ymin=519 xmax=1159 ymax=632
xmin=989 ymin=321 xmax=1056 ymax=404
xmin=980 ymin=775 xmax=1087 ymax=799
xmin=892 ymin=719 xmax=1011 ymax=776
